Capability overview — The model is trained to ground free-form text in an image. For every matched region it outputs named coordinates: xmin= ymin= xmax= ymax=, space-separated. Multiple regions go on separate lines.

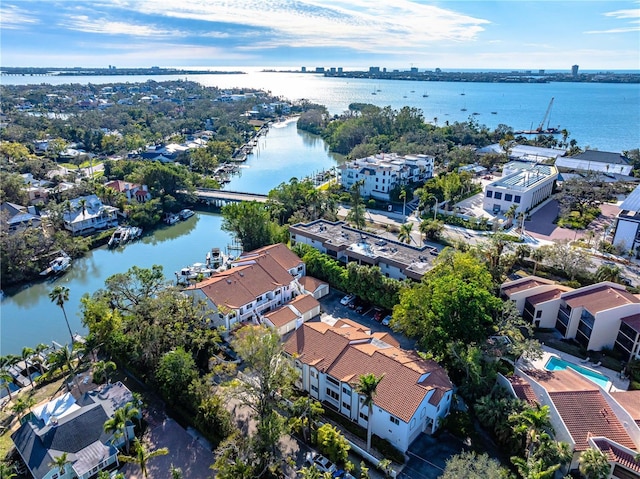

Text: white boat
xmin=40 ymin=252 xmax=71 ymax=276
xmin=206 ymin=247 xmax=229 ymax=271
xmin=179 ymin=209 xmax=195 ymax=220
xmin=108 ymin=226 xmax=142 ymax=248
xmin=175 ymin=262 xmax=216 ymax=285
xmin=165 ymin=213 xmax=179 ymax=225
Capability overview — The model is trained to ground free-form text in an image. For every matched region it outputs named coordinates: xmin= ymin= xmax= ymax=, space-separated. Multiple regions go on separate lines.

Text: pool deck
xmin=521 ymin=345 xmax=630 ymax=392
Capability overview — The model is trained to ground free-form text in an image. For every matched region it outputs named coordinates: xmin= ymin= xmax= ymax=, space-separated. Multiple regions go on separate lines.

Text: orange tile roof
xmin=238 ymin=243 xmax=303 ymax=271
xmin=285 ymin=322 xmax=452 ymax=423
xmin=333 ymin=318 xmax=370 ymax=331
xmin=264 ymin=306 xmax=298 ymax=328
xmin=299 ymin=275 xmax=327 ymax=292
xmin=563 ymin=284 xmax=639 ymax=314
xmin=501 ymin=277 xmax=555 ymax=297
xmin=611 ymin=391 xmax=640 ymax=427
xmin=289 ymin=294 xmax=320 ymax=315
xmin=508 ymin=376 xmax=538 ymax=405
xmin=372 ymin=332 xmax=400 ymax=348
xmin=550 ymin=390 xmax=636 ymax=451
xmin=593 ymin=438 xmax=640 ymax=473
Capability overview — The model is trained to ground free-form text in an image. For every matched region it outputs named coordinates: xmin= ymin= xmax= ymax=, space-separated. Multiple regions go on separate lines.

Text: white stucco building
xmin=612 ymin=186 xmax=640 ymax=253
xmin=284 ymin=320 xmax=453 ymax=452
xmin=483 ymin=162 xmax=558 ymax=214
xmin=62 ymin=195 xmax=119 ymax=235
xmin=340 ymin=153 xmax=434 ymax=201
xmin=556 ymin=150 xmax=633 ymax=176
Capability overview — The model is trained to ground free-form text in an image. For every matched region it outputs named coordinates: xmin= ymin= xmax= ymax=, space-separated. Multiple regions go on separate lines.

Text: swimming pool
xmin=544 ymin=356 xmax=610 ymax=389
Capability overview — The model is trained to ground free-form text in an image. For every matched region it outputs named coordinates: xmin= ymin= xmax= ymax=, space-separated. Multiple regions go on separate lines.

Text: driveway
xmin=397 ymin=432 xmax=466 ymax=479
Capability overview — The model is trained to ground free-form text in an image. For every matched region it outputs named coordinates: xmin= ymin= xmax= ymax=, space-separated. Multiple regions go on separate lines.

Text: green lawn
xmin=59 ymin=159 xmax=104 ymax=170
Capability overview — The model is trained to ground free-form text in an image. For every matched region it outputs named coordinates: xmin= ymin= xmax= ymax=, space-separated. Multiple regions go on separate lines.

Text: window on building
xmin=389 ymin=415 xmax=400 ymax=426
xmin=326 ymin=388 xmax=339 ymax=401
xmin=359 ymin=411 xmax=368 ymax=421
xmin=311 ymin=385 xmax=318 ymax=393
xmin=494 ymin=192 xmax=502 ymax=200
xmin=410 ymin=418 xmax=416 ymax=430
xmin=342 ymin=401 xmax=351 ymax=411
xmin=310 ymin=369 xmax=318 ymax=378
xmin=342 ymin=386 xmax=351 ymax=396
xmin=326 ymin=376 xmax=339 ymax=386
xmin=486 ymin=190 xmax=493 ymax=198
xmin=505 ymin=194 xmax=513 ymax=202
xmin=514 ymin=195 xmax=521 ymax=203
xmin=536 ymin=310 xmax=542 ymax=318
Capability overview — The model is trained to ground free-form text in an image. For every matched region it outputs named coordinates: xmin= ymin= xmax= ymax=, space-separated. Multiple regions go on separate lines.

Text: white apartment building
xmin=483 ymin=162 xmax=558 ymax=214
xmin=501 ymin=276 xmax=640 ymax=361
xmin=340 ymin=153 xmax=434 ymax=201
xmin=285 ymin=320 xmax=453 ymax=452
xmin=612 ymin=185 xmax=640 ymax=253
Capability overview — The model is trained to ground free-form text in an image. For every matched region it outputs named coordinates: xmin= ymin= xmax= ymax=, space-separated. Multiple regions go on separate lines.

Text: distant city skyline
xmin=1 ymin=1 xmax=639 ymax=70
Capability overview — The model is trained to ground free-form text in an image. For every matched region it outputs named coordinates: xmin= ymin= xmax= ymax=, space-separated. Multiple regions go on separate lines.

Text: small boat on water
xmin=40 ymin=252 xmax=72 ymax=276
xmin=108 ymin=226 xmax=142 ymax=248
xmin=206 ymin=247 xmax=229 ymax=270
xmin=491 ymin=111 xmax=498 ymax=115
xmin=175 ymin=262 xmax=216 ymax=285
xmin=165 ymin=213 xmax=179 ymax=225
xmin=179 ymin=209 xmax=195 ymax=220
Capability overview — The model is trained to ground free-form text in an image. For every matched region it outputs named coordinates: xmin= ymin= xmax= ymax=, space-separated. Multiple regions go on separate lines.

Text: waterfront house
xmin=62 ymin=195 xmax=118 ymax=235
xmin=284 ymin=320 xmax=453 ymax=453
xmin=340 ymin=153 xmax=434 ymax=201
xmin=482 ymin=161 xmax=558 ymax=215
xmin=501 ymin=276 xmax=640 ymax=361
xmin=289 ymin=219 xmax=438 ymax=280
xmin=11 ymin=382 xmax=136 ymax=479
xmin=556 ymin=150 xmax=633 ymax=176
xmin=184 ymin=243 xmax=309 ymax=331
xmin=0 ymin=202 xmax=41 ymax=234
xmin=505 ymin=369 xmax=640 ymax=475
xmin=104 ymin=180 xmax=151 ymax=203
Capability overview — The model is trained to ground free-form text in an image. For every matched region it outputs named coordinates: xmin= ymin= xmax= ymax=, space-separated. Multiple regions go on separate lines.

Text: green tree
xmin=289 ymin=396 xmax=324 ymax=444
xmin=11 ymin=395 xmax=36 ymax=419
xmin=356 ymin=373 xmax=384 ymax=452
xmin=441 ymin=451 xmax=509 ymax=479
xmin=48 ymin=285 xmax=74 ymax=345
xmin=397 ymin=222 xmax=414 ymax=245
xmin=212 ymin=431 xmax=257 ymax=479
xmin=0 ymin=462 xmax=17 ymax=479
xmin=119 ymin=438 xmax=169 ymax=479
xmin=48 ymin=452 xmax=71 ymax=477
xmin=317 ymin=423 xmax=350 ymax=464
xmin=510 ymin=403 xmax=553 ymax=459
xmin=0 ymin=172 xmax=30 ymax=204
xmin=155 ymin=347 xmax=198 ymax=405
xmin=594 ymin=264 xmax=622 ymax=283
xmin=104 ymin=402 xmax=140 ymax=453
xmin=419 ymin=219 xmax=444 ymax=242
xmin=93 ymin=360 xmax=117 ymax=384
xmin=346 ymin=180 xmax=366 ymax=230
xmin=221 ymin=201 xmax=282 ymax=251
xmin=579 ymin=448 xmax=611 ymax=479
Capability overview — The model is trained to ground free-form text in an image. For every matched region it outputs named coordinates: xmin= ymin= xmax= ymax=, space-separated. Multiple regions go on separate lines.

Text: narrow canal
xmin=0 ymin=120 xmax=341 ymax=355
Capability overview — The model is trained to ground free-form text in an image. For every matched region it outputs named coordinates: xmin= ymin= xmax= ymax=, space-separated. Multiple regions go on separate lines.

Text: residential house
xmin=284 ymin=320 xmax=453 ymax=452
xmin=501 ymin=276 xmax=640 ymax=361
xmin=11 ymin=382 xmax=136 ymax=479
xmin=0 ymin=202 xmax=41 ymax=233
xmin=104 ymin=180 xmax=151 ymax=203
xmin=298 ymin=276 xmax=330 ymax=299
xmin=22 ymin=173 xmax=51 ymax=203
xmin=289 ymin=220 xmax=439 ymax=280
xmin=556 ymin=150 xmax=633 ymax=176
xmin=483 ymin=162 xmax=558 ymax=214
xmin=184 ymin=243 xmax=308 ymax=331
xmin=63 ymin=195 xmax=118 ymax=235
xmin=505 ymin=368 xmax=640 ymax=475
xmin=264 ymin=294 xmax=321 ymax=335
xmin=340 ymin=153 xmax=434 ymax=201
xmin=612 ymin=185 xmax=640 ymax=253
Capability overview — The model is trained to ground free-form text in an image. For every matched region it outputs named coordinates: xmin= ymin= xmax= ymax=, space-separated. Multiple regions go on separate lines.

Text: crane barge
xmin=516 ymin=97 xmax=562 ymax=134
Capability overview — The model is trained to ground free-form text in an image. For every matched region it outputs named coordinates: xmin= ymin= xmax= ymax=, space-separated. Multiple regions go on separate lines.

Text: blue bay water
xmin=4 ymin=69 xmax=638 ymax=151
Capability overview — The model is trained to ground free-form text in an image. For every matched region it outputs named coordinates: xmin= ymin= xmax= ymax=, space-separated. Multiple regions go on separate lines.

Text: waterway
xmin=3 ymin=68 xmax=639 ymax=151
xmin=0 ymin=121 xmax=340 ymax=355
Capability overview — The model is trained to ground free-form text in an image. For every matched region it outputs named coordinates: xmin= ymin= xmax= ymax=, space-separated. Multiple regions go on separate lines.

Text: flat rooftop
xmin=490 ymin=163 xmax=557 ymax=192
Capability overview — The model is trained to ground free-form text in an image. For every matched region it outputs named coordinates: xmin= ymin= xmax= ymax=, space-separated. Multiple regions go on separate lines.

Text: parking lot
xmin=318 ymin=289 xmax=416 ymax=351
xmin=397 ymin=432 xmax=467 ymax=479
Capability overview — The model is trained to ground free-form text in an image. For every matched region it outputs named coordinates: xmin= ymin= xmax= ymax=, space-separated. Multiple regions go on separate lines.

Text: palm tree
xmin=419 ymin=219 xmax=443 ymax=242
xmin=11 ymin=395 xmax=36 ymax=420
xmin=505 ymin=204 xmax=518 ymax=227
xmin=48 ymin=286 xmax=74 ymax=345
xmin=356 ymin=373 xmax=384 ymax=452
xmin=21 ymin=347 xmax=35 ymax=388
xmin=509 ymin=403 xmax=553 ymax=459
xmin=119 ymin=438 xmax=169 ymax=479
xmin=105 ymin=402 xmax=140 ymax=453
xmin=0 ymin=369 xmax=15 ymax=401
xmin=397 ymin=222 xmax=414 ymax=245
xmin=531 ymin=248 xmax=544 ymax=276
xmin=78 ymin=197 xmax=88 ymax=219
xmin=93 ymin=360 xmax=117 ymax=384
xmin=579 ymin=447 xmax=611 ymax=479
xmin=399 ymin=188 xmax=407 ymax=221
xmin=595 ymin=264 xmax=622 ymax=283
xmin=49 ymin=452 xmax=71 ymax=477
xmin=511 ymin=456 xmax=560 ymax=479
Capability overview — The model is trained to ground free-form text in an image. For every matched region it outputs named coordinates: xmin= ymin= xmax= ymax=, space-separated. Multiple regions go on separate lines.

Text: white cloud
xmin=587 ymin=5 xmax=640 ymax=33
xmin=0 ymin=4 xmax=40 ymax=29
xmin=603 ymin=8 xmax=640 ymax=19
xmin=64 ymin=15 xmax=184 ymax=38
xmin=102 ymin=0 xmax=490 ymax=51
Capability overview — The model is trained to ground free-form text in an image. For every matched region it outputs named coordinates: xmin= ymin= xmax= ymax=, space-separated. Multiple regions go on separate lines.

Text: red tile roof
xmin=285 ymin=322 xmax=452 ymax=423
xmin=563 ymin=284 xmax=639 ymax=314
xmin=299 ymin=275 xmax=327 ymax=293
xmin=238 ymin=243 xmax=303 ymax=272
xmin=501 ymin=277 xmax=555 ymax=297
xmin=264 ymin=306 xmax=298 ymax=329
xmin=550 ymin=390 xmax=636 ymax=451
xmin=508 ymin=376 xmax=538 ymax=405
xmin=526 ymin=287 xmax=571 ymax=305
xmin=593 ymin=438 xmax=640 ymax=473
xmin=289 ymin=294 xmax=320 ymax=315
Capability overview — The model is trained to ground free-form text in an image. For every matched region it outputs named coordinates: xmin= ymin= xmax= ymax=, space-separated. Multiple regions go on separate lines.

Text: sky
xmin=1 ymin=1 xmax=639 ymax=70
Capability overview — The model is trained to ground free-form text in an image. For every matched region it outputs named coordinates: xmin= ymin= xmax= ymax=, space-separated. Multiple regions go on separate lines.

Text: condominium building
xmin=483 ymin=162 xmax=558 ymax=214
xmin=340 ymin=153 xmax=434 ymax=201
xmin=612 ymin=185 xmax=640 ymax=253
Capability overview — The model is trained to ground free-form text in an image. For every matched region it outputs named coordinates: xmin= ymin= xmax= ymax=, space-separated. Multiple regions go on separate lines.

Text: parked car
xmin=373 ymin=308 xmax=384 ymax=321
xmin=355 ymin=305 xmax=364 ymax=314
xmin=305 ymin=453 xmax=337 ymax=474
xmin=382 ymin=315 xmax=392 ymax=326
xmin=340 ymin=294 xmax=356 ymax=305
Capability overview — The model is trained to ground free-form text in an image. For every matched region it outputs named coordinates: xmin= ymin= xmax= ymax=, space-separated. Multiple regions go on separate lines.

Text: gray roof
xmin=620 ymin=185 xmax=640 ymax=212
xmin=567 ymin=150 xmax=630 ymax=165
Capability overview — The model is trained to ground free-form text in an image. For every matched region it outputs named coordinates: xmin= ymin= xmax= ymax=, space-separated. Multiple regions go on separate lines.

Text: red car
xmin=373 ymin=308 xmax=384 ymax=322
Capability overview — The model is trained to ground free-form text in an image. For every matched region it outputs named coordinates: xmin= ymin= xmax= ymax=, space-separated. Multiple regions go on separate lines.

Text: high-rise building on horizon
xmin=572 ymin=64 xmax=579 ymax=76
